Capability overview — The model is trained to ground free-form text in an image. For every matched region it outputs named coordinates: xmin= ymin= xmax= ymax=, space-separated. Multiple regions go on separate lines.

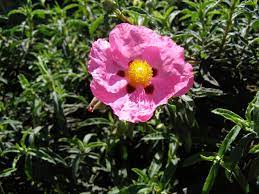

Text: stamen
xmin=127 ymin=59 xmax=153 ymax=87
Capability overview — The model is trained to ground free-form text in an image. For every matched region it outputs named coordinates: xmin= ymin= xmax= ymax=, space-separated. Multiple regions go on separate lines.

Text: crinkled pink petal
xmin=88 ymin=39 xmax=127 ymax=93
xmin=150 ymin=63 xmax=193 ymax=106
xmin=91 ymin=81 xmax=156 ymax=122
xmin=109 ymin=23 xmax=160 ymax=66
xmin=110 ymin=88 xmax=156 ymax=122
xmin=136 ymin=43 xmax=193 ymax=106
xmin=139 ymin=46 xmax=162 ymax=68
xmin=173 ymin=63 xmax=194 ymax=97
xmin=109 ymin=23 xmax=185 ymax=68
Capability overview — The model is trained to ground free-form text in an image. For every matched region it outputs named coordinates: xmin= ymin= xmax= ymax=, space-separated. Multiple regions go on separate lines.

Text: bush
xmin=0 ymin=0 xmax=258 ymax=193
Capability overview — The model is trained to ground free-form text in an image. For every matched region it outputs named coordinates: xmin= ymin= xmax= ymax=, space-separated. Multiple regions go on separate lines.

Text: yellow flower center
xmin=127 ymin=59 xmax=153 ymax=87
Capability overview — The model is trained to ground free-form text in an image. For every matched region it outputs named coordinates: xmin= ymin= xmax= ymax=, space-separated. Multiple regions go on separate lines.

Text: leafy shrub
xmin=0 ymin=0 xmax=258 ymax=193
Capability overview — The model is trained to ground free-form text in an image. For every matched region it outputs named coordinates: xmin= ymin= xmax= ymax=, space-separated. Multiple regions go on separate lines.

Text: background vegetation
xmin=0 ymin=0 xmax=258 ymax=193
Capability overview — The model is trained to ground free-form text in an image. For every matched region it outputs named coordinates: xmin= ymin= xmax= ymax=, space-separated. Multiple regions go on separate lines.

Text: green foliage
xmin=0 ymin=0 xmax=258 ymax=193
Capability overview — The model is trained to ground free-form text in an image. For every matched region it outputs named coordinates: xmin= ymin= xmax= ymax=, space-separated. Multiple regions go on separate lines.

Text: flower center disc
xmin=127 ymin=60 xmax=153 ymax=87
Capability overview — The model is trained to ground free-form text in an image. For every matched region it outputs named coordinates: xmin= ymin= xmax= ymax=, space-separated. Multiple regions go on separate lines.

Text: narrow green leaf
xmin=73 ymin=118 xmax=111 ymax=130
xmin=200 ymin=155 xmax=215 ymax=162
xmin=221 ymin=160 xmax=250 ymax=193
xmin=28 ymin=148 xmax=56 ymax=164
xmin=245 ymin=92 xmax=258 ymax=122
xmin=202 ymin=125 xmax=241 ymax=194
xmin=248 ymin=156 xmax=259 ymax=181
xmin=212 ymin=108 xmax=247 ymax=128
xmin=119 ymin=184 xmax=147 ymax=194
xmin=148 ymin=155 xmax=162 ymax=179
xmin=89 ymin=15 xmax=104 ymax=39
xmin=132 ymin=168 xmax=149 ymax=183
xmin=32 ymin=9 xmax=51 ymax=18
xmin=72 ymin=154 xmax=81 ymax=179
xmin=218 ymin=125 xmax=241 ymax=158
xmin=0 ymin=168 xmax=17 ymax=178
xmin=160 ymin=158 xmax=179 ymax=188
xmin=7 ymin=9 xmax=26 ymax=17
xmin=24 ymin=155 xmax=33 ymax=180
xmin=253 ymin=92 xmax=259 ymax=134
xmin=0 ymin=76 xmax=7 ymax=84
xmin=18 ymin=74 xmax=30 ymax=89
xmin=202 ymin=163 xmax=219 ymax=194
xmin=63 ymin=3 xmax=79 ymax=11
xmin=249 ymin=144 xmax=259 ymax=154
xmin=84 ymin=142 xmax=106 ymax=153
xmin=141 ymin=132 xmax=177 ymax=141
xmin=230 ymin=133 xmax=255 ymax=162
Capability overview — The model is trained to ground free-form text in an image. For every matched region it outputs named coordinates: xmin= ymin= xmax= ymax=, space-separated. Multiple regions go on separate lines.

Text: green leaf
xmin=245 ymin=92 xmax=257 ymax=122
xmin=218 ymin=125 xmax=241 ymax=158
xmin=249 ymin=144 xmax=259 ymax=154
xmin=72 ymin=154 xmax=81 ymax=179
xmin=0 ymin=76 xmax=7 ymax=84
xmin=202 ymin=163 xmax=219 ymax=194
xmin=141 ymin=132 xmax=177 ymax=142
xmin=182 ymin=153 xmax=203 ymax=167
xmin=73 ymin=118 xmax=111 ymax=130
xmin=202 ymin=125 xmax=241 ymax=194
xmin=119 ymin=184 xmax=147 ymax=194
xmin=132 ymin=168 xmax=149 ymax=183
xmin=249 ymin=37 xmax=259 ymax=45
xmin=221 ymin=160 xmax=250 ymax=193
xmin=230 ymin=133 xmax=255 ymax=162
xmin=52 ymin=91 xmax=67 ymax=132
xmin=0 ymin=168 xmax=17 ymax=178
xmin=160 ymin=158 xmax=178 ymax=188
xmin=248 ymin=156 xmax=259 ymax=181
xmin=200 ymin=155 xmax=215 ymax=162
xmin=89 ymin=15 xmax=104 ymax=39
xmin=84 ymin=142 xmax=106 ymax=153
xmin=63 ymin=3 xmax=79 ymax=11
xmin=253 ymin=92 xmax=259 ymax=134
xmin=8 ymin=9 xmax=26 ymax=17
xmin=32 ymin=9 xmax=51 ymax=19
xmin=28 ymin=148 xmax=56 ymax=164
xmin=183 ymin=0 xmax=198 ymax=9
xmin=212 ymin=108 xmax=247 ymax=129
xmin=24 ymin=155 xmax=33 ymax=180
xmin=168 ymin=10 xmax=181 ymax=25
xmin=252 ymin=20 xmax=259 ymax=31
xmin=148 ymin=153 xmax=162 ymax=179
xmin=18 ymin=74 xmax=30 ymax=89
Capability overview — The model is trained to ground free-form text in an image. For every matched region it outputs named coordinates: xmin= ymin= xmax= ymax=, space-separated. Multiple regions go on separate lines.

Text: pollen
xmin=127 ymin=59 xmax=153 ymax=87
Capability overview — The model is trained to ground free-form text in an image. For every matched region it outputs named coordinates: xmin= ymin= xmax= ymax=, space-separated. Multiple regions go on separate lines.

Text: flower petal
xmin=110 ymin=88 xmax=156 ymax=122
xmin=91 ymin=81 xmax=156 ymax=122
xmin=173 ymin=63 xmax=194 ymax=96
xmin=140 ymin=46 xmax=162 ymax=68
xmin=109 ymin=23 xmax=161 ymax=67
xmin=88 ymin=38 xmax=127 ymax=93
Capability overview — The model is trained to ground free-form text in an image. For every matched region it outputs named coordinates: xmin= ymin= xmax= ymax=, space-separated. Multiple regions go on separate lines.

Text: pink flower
xmin=88 ymin=23 xmax=193 ymax=123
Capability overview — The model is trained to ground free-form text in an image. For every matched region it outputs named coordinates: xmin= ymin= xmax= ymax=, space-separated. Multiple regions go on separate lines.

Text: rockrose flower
xmin=88 ymin=23 xmax=193 ymax=122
